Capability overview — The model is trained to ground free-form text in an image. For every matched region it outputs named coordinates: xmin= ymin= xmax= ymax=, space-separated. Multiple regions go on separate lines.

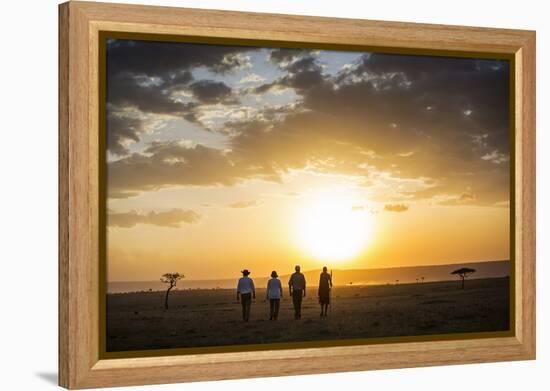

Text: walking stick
xmin=329 ymin=269 xmax=333 ymax=316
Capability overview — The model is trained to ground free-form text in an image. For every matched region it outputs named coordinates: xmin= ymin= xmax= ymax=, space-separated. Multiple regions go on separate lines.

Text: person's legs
xmin=269 ymin=299 xmax=275 ymax=320
xmin=273 ymin=299 xmax=280 ymax=320
xmin=241 ymin=293 xmax=251 ymax=321
xmin=295 ymin=290 xmax=303 ymax=319
xmin=319 ymin=291 xmax=329 ymax=316
xmin=292 ymin=290 xmax=300 ymax=319
xmin=241 ymin=295 xmax=246 ymax=320
xmin=244 ymin=296 xmax=252 ymax=321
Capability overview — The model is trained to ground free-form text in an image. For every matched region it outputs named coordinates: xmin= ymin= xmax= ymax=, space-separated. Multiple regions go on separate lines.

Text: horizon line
xmin=109 ymin=259 xmax=509 ymax=284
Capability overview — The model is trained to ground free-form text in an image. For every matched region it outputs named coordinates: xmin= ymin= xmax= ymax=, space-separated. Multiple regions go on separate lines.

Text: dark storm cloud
xmin=268 ymin=48 xmax=312 ymax=66
xmin=106 ymin=40 xmax=256 ymax=155
xmin=188 ymin=80 xmax=234 ymax=103
xmin=107 ymin=114 xmax=143 ymax=156
xmin=107 ymin=43 xmax=510 ymax=206
xmin=107 ymin=73 xmax=186 ymax=115
xmin=107 ymin=141 xmax=280 ymax=198
xmin=253 ymin=49 xmax=327 ymax=95
xmin=169 ymin=70 xmax=194 ymax=85
xmin=334 ymin=53 xmax=510 ymax=152
xmin=107 ymin=40 xmax=253 ymax=77
xmin=108 ymin=142 xmax=239 ymax=196
xmin=226 ymin=52 xmax=510 ymax=206
xmin=108 ymin=208 xmax=201 ymax=228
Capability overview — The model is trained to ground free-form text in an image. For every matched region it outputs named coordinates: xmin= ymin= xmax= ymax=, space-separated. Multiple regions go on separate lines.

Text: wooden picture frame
xmin=59 ymin=1 xmax=536 ymax=389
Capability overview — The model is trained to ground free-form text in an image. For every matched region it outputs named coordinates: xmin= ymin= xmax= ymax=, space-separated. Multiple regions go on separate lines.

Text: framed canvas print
xmin=58 ymin=1 xmax=536 ymax=389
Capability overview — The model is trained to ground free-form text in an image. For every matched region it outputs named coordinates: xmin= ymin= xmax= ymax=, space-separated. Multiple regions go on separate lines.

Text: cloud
xmin=107 ymin=140 xmax=280 ymax=198
xmin=225 ymin=51 xmax=510 ymax=206
xmin=106 ymin=44 xmax=510 ymax=207
xmin=107 ymin=74 xmax=186 ymax=115
xmin=108 ymin=208 xmax=201 ymax=228
xmin=107 ymin=114 xmax=142 ymax=156
xmin=481 ymin=150 xmax=509 ymax=164
xmin=107 ymin=109 xmax=168 ymax=156
xmin=188 ymin=80 xmax=234 ymax=103
xmin=227 ymin=200 xmax=263 ymax=208
xmin=105 ymin=40 xmax=259 ymax=155
xmin=108 ymin=142 xmax=239 ymax=197
xmin=459 ymin=192 xmax=476 ymax=201
xmin=439 ymin=191 xmax=478 ymax=206
xmin=254 ymin=50 xmax=327 ymax=95
xmin=239 ymin=73 xmax=266 ymax=84
xmin=268 ymin=48 xmax=310 ymax=66
xmin=107 ymin=40 xmax=255 ymax=77
xmin=211 ymin=53 xmax=252 ymax=73
xmin=384 ymin=204 xmax=409 ymax=212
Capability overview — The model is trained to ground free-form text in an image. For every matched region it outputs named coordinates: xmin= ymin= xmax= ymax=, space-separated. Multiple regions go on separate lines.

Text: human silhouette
xmin=288 ymin=265 xmax=306 ymax=319
xmin=266 ymin=270 xmax=283 ymax=320
xmin=318 ymin=266 xmax=333 ymax=317
xmin=236 ymin=269 xmax=255 ymax=321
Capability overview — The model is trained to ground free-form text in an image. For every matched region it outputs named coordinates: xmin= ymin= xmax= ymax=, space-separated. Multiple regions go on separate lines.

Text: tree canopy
xmin=161 ymin=272 xmax=185 ymax=309
xmin=451 ymin=267 xmax=476 ymax=289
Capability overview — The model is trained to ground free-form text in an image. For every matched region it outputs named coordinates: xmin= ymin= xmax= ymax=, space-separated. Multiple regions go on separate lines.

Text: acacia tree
xmin=160 ymin=272 xmax=184 ymax=309
xmin=451 ymin=268 xmax=476 ymax=289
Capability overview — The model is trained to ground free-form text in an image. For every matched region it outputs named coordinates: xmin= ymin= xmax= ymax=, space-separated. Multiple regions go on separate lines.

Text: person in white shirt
xmin=237 ymin=269 xmax=255 ymax=322
xmin=266 ymin=271 xmax=283 ymax=320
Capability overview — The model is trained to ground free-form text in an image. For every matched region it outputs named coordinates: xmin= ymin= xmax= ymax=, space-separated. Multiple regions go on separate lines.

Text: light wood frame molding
xmin=59 ymin=1 xmax=536 ymax=389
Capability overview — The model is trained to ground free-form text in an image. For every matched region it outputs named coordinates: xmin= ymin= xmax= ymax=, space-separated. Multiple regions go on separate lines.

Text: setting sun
xmin=105 ymin=39 xmax=511 ymax=284
xmin=295 ymin=190 xmax=374 ymax=262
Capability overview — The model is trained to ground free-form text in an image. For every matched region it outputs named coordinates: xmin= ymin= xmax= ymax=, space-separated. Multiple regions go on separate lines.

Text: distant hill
xmin=108 ymin=260 xmax=510 ymax=293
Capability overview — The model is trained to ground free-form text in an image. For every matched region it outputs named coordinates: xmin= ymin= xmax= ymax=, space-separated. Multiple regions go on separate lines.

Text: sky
xmin=105 ymin=39 xmax=510 ymax=282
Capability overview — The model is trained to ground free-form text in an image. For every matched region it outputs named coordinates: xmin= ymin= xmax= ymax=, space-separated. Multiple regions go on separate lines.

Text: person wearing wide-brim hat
xmin=266 ymin=271 xmax=283 ymax=320
xmin=237 ymin=269 xmax=255 ymax=322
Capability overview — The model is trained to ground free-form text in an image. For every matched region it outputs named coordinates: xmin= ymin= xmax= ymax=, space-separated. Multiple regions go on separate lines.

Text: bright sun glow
xmin=295 ymin=189 xmax=374 ymax=262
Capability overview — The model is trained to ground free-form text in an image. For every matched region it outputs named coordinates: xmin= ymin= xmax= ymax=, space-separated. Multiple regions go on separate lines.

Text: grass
xmin=106 ymin=277 xmax=510 ymax=352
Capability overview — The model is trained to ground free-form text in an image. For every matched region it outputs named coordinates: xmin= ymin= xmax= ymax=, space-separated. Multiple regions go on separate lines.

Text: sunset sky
xmin=105 ymin=39 xmax=510 ymax=282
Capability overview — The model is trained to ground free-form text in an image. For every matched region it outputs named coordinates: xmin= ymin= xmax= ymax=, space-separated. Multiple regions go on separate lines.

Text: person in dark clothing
xmin=318 ymin=266 xmax=333 ymax=317
xmin=237 ymin=269 xmax=255 ymax=321
xmin=288 ymin=265 xmax=306 ymax=319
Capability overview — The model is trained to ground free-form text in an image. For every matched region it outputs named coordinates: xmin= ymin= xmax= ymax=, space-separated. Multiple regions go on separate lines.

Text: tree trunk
xmin=164 ymin=286 xmax=173 ymax=309
xmin=461 ymin=276 xmax=465 ymax=289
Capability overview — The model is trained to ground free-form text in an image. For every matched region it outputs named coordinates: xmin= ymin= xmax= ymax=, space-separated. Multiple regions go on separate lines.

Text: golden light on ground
xmin=294 ymin=189 xmax=374 ymax=263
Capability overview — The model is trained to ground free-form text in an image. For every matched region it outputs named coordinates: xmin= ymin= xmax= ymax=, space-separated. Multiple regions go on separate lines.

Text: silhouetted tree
xmin=395 ymin=279 xmax=399 ymax=285
xmin=451 ymin=268 xmax=476 ymax=289
xmin=421 ymin=277 xmax=425 ymax=284
xmin=160 ymin=272 xmax=184 ymax=309
xmin=416 ymin=278 xmax=419 ymax=284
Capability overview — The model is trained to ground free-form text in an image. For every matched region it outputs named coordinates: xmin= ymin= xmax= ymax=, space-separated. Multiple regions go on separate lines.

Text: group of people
xmin=236 ymin=265 xmax=333 ymax=322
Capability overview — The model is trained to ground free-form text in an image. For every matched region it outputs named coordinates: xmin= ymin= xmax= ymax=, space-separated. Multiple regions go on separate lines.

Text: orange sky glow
xmin=105 ymin=40 xmax=510 ymax=282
